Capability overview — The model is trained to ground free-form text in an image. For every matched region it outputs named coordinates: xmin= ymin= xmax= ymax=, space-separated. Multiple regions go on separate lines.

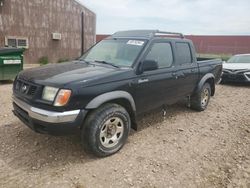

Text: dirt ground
xmin=0 ymin=82 xmax=249 ymax=188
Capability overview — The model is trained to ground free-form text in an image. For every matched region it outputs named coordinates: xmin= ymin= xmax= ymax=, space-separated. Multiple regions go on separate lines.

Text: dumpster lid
xmin=0 ymin=48 xmax=25 ymax=55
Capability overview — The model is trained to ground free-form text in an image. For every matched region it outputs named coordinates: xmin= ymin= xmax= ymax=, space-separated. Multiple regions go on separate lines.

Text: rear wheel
xmin=81 ymin=103 xmax=131 ymax=157
xmin=190 ymin=83 xmax=211 ymax=111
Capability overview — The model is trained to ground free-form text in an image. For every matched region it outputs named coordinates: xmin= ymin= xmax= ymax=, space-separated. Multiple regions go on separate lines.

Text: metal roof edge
xmin=73 ymin=0 xmax=96 ymax=15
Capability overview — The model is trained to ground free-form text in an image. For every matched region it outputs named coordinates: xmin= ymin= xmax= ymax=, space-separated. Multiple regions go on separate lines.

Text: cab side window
xmin=176 ymin=42 xmax=192 ymax=65
xmin=145 ymin=43 xmax=173 ymax=68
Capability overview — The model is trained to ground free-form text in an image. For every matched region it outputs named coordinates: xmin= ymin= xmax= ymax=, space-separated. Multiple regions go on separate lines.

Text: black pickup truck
xmin=12 ymin=30 xmax=222 ymax=157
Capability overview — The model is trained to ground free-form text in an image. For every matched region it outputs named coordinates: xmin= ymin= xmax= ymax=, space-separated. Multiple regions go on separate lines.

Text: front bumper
xmin=12 ymin=96 xmax=87 ymax=135
xmin=221 ymin=72 xmax=250 ymax=83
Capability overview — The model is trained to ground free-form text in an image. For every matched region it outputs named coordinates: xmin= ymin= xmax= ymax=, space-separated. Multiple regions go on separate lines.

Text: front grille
xmin=14 ymin=79 xmax=38 ymax=97
xmin=28 ymin=85 xmax=37 ymax=96
xmin=222 ymin=73 xmax=247 ymax=81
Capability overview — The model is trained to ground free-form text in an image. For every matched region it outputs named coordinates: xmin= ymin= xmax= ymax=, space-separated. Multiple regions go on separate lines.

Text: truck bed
xmin=197 ymin=57 xmax=222 ymax=83
xmin=197 ymin=57 xmax=221 ymax=64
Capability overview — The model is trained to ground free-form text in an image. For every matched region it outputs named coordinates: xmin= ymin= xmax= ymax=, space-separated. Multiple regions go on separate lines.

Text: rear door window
xmin=176 ymin=42 xmax=192 ymax=65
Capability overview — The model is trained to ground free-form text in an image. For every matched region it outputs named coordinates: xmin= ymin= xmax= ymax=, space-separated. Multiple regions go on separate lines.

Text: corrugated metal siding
xmin=0 ymin=0 xmax=96 ymax=64
xmin=186 ymin=35 xmax=250 ymax=55
xmin=96 ymin=34 xmax=250 ymax=55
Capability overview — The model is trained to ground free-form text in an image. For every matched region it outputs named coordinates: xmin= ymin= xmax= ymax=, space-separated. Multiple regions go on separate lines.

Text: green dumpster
xmin=0 ymin=48 xmax=24 ymax=81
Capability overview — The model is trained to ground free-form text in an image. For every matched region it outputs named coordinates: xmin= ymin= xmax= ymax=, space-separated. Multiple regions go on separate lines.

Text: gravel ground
xmin=0 ymin=82 xmax=249 ymax=188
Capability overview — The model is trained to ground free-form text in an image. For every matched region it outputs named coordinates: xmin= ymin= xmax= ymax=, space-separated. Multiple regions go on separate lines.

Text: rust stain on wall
xmin=0 ymin=0 xmax=96 ymax=64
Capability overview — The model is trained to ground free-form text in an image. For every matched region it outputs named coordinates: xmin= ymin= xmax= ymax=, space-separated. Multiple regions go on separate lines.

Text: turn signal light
xmin=54 ymin=89 xmax=72 ymax=106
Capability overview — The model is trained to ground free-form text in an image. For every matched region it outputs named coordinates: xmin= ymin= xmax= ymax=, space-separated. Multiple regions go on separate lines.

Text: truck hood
xmin=18 ymin=61 xmax=130 ymax=86
xmin=223 ymin=63 xmax=250 ymax=70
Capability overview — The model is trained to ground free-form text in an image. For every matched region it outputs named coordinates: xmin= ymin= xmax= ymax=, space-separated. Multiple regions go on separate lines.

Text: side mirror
xmin=142 ymin=60 xmax=158 ymax=72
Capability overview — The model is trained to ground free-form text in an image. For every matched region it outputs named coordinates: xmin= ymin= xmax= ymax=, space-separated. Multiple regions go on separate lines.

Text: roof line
xmin=112 ymin=30 xmax=185 ymax=39
xmin=73 ymin=0 xmax=95 ymax=15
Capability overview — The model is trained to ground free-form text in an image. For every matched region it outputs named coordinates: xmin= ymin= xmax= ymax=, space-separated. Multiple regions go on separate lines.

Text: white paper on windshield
xmin=127 ymin=40 xmax=144 ymax=46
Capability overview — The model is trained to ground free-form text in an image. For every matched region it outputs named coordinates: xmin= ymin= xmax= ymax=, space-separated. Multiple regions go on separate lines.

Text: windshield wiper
xmin=94 ymin=60 xmax=120 ymax=68
xmin=79 ymin=59 xmax=90 ymax=65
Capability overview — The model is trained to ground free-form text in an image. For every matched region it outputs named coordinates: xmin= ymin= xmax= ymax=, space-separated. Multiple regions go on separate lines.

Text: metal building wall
xmin=186 ymin=35 xmax=250 ymax=55
xmin=0 ymin=0 xmax=96 ymax=64
xmin=96 ymin=34 xmax=250 ymax=55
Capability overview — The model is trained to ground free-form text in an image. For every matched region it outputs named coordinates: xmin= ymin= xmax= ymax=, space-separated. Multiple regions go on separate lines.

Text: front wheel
xmin=190 ymin=83 xmax=211 ymax=111
xmin=81 ymin=103 xmax=131 ymax=157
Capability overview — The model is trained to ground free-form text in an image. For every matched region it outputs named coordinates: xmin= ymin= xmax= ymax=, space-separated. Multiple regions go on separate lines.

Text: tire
xmin=81 ymin=103 xmax=131 ymax=157
xmin=190 ymin=83 xmax=211 ymax=111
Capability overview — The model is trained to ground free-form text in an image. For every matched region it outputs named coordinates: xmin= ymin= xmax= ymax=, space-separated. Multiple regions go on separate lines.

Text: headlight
xmin=42 ymin=86 xmax=59 ymax=102
xmin=42 ymin=86 xmax=72 ymax=106
xmin=54 ymin=89 xmax=72 ymax=106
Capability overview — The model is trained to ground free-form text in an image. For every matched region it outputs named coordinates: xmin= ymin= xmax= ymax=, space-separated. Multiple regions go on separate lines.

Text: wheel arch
xmin=85 ymin=91 xmax=137 ymax=130
xmin=196 ymin=73 xmax=215 ymax=96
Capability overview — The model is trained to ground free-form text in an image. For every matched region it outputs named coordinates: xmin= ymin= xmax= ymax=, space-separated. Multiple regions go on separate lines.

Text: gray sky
xmin=80 ymin=0 xmax=250 ymax=35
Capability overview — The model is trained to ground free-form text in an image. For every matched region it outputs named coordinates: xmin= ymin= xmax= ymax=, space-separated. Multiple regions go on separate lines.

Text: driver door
xmin=133 ymin=41 xmax=179 ymax=114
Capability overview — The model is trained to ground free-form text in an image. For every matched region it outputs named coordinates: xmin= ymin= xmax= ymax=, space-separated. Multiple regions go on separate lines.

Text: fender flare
xmin=196 ymin=73 xmax=215 ymax=95
xmin=85 ymin=90 xmax=136 ymax=112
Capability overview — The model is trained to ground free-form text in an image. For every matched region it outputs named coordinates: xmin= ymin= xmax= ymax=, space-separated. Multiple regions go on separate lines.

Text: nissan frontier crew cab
xmin=12 ymin=30 xmax=222 ymax=157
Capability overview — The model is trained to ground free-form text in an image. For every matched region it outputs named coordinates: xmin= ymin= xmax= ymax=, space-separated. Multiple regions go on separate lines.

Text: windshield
xmin=227 ymin=55 xmax=250 ymax=63
xmin=81 ymin=39 xmax=146 ymax=67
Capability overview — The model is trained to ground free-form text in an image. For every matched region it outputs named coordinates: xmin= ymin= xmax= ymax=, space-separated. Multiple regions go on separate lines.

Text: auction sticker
xmin=127 ymin=40 xmax=144 ymax=46
xmin=3 ymin=60 xmax=21 ymax=64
